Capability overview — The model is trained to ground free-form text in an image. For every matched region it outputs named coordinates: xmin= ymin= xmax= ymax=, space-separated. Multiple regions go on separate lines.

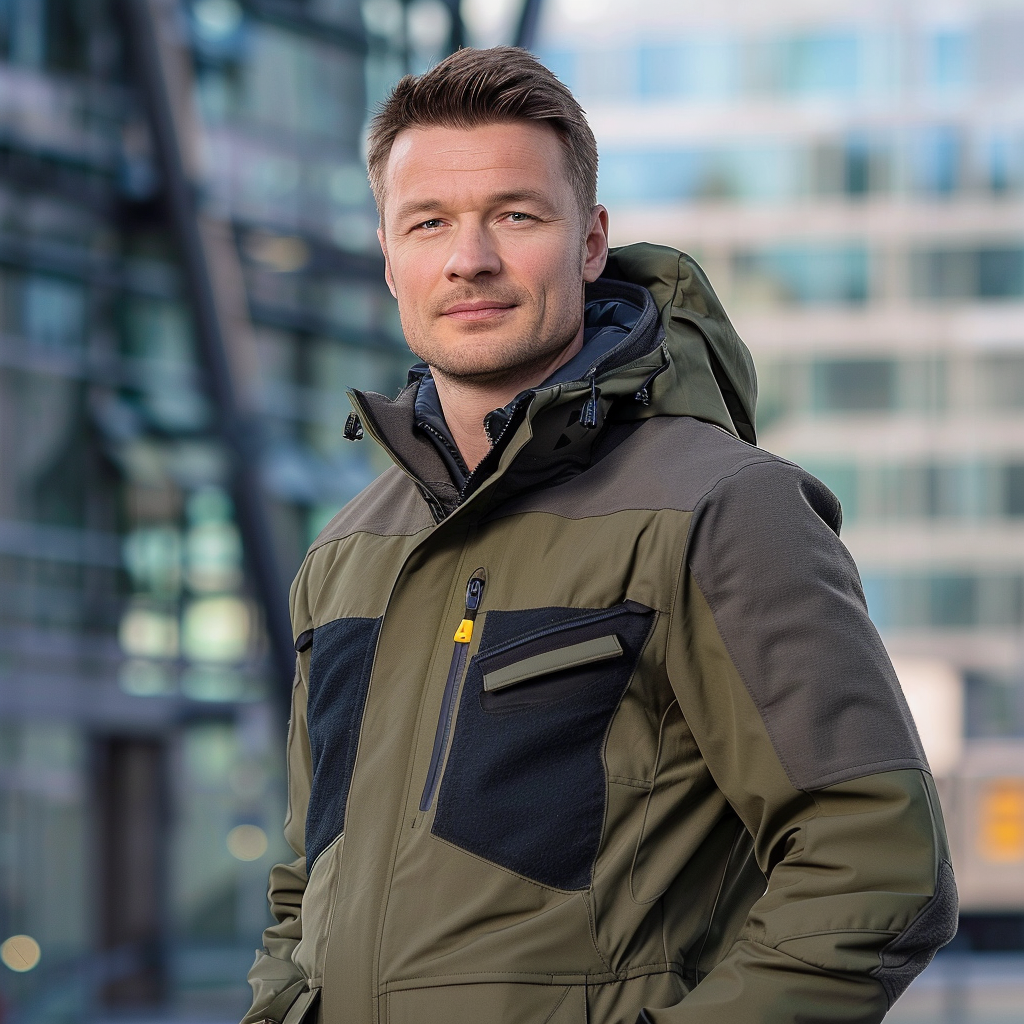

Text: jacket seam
xmin=629 ymin=699 xmax=678 ymax=905
xmin=379 ymin=961 xmax=686 ymax=992
xmin=608 ymin=774 xmax=654 ymax=790
xmin=684 ymin=566 xmax=800 ymax=790
xmin=428 ymin=831 xmax=588 ymax=894
xmin=582 ymin=891 xmax=612 ymax=972
xmin=775 ymin=928 xmax=901 ymax=943
xmin=738 ymin=936 xmax=894 ymax=984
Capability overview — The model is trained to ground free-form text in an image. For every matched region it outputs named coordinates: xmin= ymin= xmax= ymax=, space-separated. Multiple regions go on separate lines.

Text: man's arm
xmin=653 ymin=458 xmax=957 ymax=1023
xmin=242 ymin=664 xmax=313 ymax=1024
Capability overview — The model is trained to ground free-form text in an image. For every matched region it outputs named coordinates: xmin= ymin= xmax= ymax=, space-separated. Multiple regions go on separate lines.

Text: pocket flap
xmin=482 ymin=633 xmax=623 ymax=693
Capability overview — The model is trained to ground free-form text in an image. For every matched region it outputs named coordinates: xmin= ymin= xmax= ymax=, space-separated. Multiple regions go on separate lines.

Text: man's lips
xmin=441 ymin=301 xmax=517 ymax=321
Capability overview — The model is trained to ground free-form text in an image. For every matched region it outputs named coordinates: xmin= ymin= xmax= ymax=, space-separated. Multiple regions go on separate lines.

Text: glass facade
xmin=535 ymin=0 xmax=1024 ymax=922
xmin=0 ymin=0 xmax=410 ymax=1019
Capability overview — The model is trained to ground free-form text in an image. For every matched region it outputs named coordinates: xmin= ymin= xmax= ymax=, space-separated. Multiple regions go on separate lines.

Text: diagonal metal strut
xmin=119 ymin=0 xmax=295 ymax=715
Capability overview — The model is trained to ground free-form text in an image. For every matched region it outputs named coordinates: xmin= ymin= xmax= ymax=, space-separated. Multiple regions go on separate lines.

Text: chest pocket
xmin=432 ymin=600 xmax=655 ymax=891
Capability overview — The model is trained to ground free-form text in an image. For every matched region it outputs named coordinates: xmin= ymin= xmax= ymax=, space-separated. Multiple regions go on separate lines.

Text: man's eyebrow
xmin=393 ymin=189 xmax=557 ymax=224
xmin=394 ymin=199 xmax=445 ymax=223
xmin=486 ymin=189 xmax=554 ymax=209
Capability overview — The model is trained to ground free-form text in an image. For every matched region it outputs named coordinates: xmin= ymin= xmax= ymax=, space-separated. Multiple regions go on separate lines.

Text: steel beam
xmin=118 ymin=0 xmax=295 ymax=715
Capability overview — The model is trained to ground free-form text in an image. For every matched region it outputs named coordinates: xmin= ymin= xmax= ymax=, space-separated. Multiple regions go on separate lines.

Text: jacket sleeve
xmin=650 ymin=458 xmax=958 ymax=1024
xmin=242 ymin=662 xmax=313 ymax=1024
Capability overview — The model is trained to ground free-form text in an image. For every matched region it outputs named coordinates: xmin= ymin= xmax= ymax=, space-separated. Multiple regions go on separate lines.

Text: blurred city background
xmin=0 ymin=0 xmax=1021 ymax=1021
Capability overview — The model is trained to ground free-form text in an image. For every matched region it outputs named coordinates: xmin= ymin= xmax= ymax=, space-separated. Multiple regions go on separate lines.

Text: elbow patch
xmin=872 ymin=859 xmax=958 ymax=1006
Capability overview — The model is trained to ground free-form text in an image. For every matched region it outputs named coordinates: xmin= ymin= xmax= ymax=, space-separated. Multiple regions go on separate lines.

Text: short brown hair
xmin=367 ymin=46 xmax=598 ymax=224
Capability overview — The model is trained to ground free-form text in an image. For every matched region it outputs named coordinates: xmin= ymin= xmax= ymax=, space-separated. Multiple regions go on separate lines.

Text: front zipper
xmin=419 ymin=572 xmax=486 ymax=812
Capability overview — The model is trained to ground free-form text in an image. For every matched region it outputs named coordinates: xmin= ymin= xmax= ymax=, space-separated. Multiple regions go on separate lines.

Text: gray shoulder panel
xmin=486 ymin=415 xmax=773 ymax=520
xmin=310 ymin=466 xmax=434 ymax=550
xmin=688 ymin=458 xmax=928 ymax=791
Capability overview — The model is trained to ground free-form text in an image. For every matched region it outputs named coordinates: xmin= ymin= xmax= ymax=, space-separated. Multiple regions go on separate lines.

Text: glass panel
xmin=812 ymin=359 xmax=896 ymax=412
xmin=733 ymin=245 xmax=869 ymax=306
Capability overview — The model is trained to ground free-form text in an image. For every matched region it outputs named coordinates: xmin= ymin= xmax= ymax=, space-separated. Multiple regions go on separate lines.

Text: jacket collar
xmin=349 ymin=280 xmax=662 ymax=522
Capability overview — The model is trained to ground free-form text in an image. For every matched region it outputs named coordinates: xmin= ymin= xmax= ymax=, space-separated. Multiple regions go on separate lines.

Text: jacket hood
xmin=347 ymin=244 xmax=757 ymax=520
xmin=598 ymin=242 xmax=757 ymax=444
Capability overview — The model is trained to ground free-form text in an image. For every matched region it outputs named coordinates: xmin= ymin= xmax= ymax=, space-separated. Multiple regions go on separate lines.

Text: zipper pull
xmin=581 ymin=376 xmax=601 ymax=429
xmin=453 ymin=575 xmax=485 ymax=643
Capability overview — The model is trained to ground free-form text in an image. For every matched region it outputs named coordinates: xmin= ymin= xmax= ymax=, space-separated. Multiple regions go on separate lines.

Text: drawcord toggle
xmin=344 ymin=413 xmax=364 ymax=440
xmin=635 ymin=363 xmax=668 ymax=406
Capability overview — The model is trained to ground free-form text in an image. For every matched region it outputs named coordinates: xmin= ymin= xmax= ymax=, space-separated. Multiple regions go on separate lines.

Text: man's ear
xmin=582 ymin=205 xmax=609 ymax=283
xmin=378 ymin=226 xmax=398 ymax=298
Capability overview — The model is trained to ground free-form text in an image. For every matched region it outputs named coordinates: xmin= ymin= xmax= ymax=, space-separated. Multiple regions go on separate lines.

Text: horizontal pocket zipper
xmin=477 ymin=600 xmax=647 ymax=665
xmin=482 ymin=633 xmax=623 ymax=693
xmin=419 ymin=572 xmax=485 ymax=812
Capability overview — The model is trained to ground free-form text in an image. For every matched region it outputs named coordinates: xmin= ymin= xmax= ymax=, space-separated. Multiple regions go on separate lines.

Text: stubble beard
xmin=404 ymin=301 xmax=584 ymax=392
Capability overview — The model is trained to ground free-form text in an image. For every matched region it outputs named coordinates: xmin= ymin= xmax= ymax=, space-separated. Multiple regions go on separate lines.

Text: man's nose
xmin=443 ymin=225 xmax=501 ymax=281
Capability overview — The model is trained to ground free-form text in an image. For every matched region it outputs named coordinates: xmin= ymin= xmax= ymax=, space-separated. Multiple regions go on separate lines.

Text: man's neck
xmin=431 ymin=329 xmax=585 ymax=472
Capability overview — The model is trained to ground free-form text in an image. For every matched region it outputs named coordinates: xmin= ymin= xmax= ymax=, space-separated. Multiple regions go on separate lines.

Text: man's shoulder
xmin=308 ymin=465 xmax=433 ymax=554
xmin=490 ymin=415 xmax=796 ymax=521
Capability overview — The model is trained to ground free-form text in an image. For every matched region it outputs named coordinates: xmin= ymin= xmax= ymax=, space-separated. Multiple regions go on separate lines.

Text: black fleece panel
xmin=433 ymin=602 xmax=655 ymax=890
xmin=873 ymin=859 xmax=959 ymax=1005
xmin=687 ymin=459 xmax=927 ymax=791
xmin=305 ymin=616 xmax=382 ymax=869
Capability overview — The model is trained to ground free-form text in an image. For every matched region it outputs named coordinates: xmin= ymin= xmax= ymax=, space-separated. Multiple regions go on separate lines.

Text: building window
xmin=811 ymin=359 xmax=896 ymax=412
xmin=733 ymin=245 xmax=869 ymax=306
xmin=1004 ymin=465 xmax=1024 ymax=517
xmin=911 ymin=247 xmax=1024 ymax=301
xmin=783 ymin=32 xmax=860 ymax=97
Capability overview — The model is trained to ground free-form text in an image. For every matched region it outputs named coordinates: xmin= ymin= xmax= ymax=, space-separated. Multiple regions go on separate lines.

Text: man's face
xmin=378 ymin=121 xmax=608 ymax=386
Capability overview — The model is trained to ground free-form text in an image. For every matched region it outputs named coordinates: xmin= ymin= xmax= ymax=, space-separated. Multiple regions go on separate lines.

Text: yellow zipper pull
xmin=453 ymin=575 xmax=485 ymax=643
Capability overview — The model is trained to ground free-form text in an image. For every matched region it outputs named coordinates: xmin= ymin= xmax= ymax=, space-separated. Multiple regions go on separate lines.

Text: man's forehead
xmin=386 ymin=121 xmax=565 ymax=184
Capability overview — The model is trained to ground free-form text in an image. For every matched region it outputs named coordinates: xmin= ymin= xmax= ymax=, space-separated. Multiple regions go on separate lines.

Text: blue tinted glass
xmin=784 ymin=33 xmax=859 ymax=95
xmin=638 ymin=44 xmax=680 ymax=97
xmin=600 ymin=145 xmax=803 ymax=204
xmin=537 ymin=48 xmax=576 ymax=91
xmin=573 ymin=47 xmax=639 ymax=100
xmin=930 ymin=574 xmax=978 ymax=627
xmin=912 ymin=126 xmax=962 ymax=194
xmin=726 ymin=144 xmax=800 ymax=201
xmin=679 ymin=37 xmax=738 ymax=98
xmin=930 ymin=29 xmax=971 ymax=92
xmin=599 ymin=150 xmax=705 ymax=204
xmin=735 ymin=245 xmax=869 ymax=304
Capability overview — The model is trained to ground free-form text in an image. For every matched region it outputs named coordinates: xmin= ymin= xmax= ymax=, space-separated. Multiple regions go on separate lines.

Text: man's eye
xmin=417 ymin=219 xmax=444 ymax=230
xmin=508 ymin=212 xmax=533 ymax=222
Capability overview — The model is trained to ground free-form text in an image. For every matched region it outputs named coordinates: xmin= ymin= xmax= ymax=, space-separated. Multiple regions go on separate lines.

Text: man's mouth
xmin=441 ymin=301 xmax=516 ymax=321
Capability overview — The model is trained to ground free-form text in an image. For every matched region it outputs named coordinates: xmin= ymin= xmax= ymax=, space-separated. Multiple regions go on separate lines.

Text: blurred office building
xmin=536 ymin=0 xmax=1024 ymax=934
xmin=0 ymin=0 xmax=444 ymax=1019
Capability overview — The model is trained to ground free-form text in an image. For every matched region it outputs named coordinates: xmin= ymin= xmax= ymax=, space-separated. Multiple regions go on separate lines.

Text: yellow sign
xmin=978 ymin=778 xmax=1024 ymax=863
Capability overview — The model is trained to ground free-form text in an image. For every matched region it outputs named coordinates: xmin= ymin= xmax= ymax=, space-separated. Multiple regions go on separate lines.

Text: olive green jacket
xmin=244 ymin=244 xmax=956 ymax=1024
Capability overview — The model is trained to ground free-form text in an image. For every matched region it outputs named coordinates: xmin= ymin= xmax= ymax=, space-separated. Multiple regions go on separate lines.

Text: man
xmin=243 ymin=47 xmax=956 ymax=1024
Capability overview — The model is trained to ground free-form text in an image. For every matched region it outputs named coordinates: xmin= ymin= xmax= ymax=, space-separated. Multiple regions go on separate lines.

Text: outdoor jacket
xmin=243 ymin=243 xmax=957 ymax=1024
